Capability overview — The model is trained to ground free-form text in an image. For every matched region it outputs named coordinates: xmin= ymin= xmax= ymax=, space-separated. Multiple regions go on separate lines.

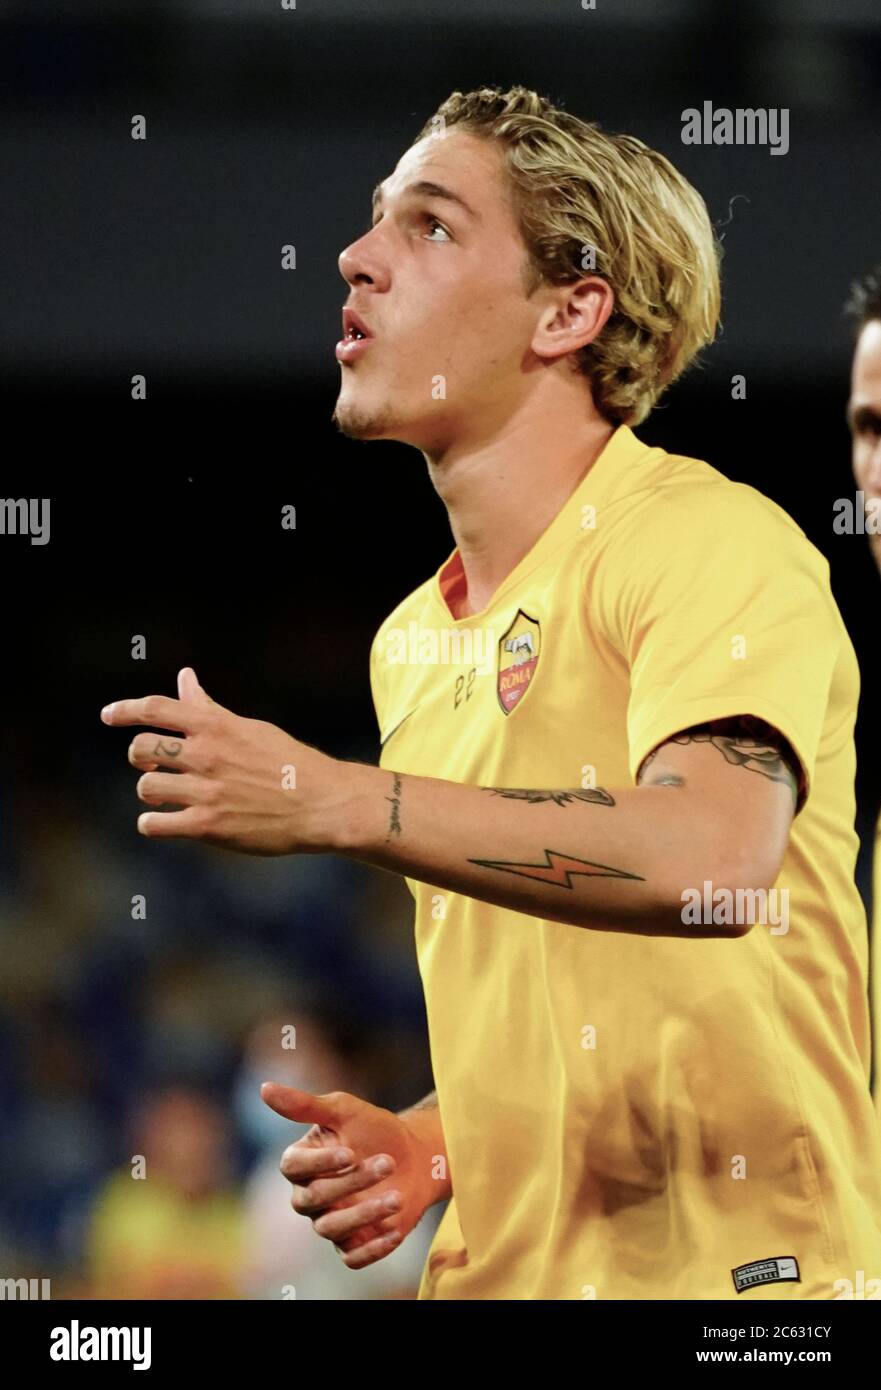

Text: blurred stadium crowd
xmin=3 ymin=0 xmax=880 ymax=1304
xmin=0 ymin=754 xmax=440 ymax=1298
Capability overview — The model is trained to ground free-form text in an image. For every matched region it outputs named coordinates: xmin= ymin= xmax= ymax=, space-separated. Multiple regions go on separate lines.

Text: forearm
xmin=398 ymin=1090 xmax=452 ymax=1204
xmin=339 ymin=765 xmax=747 ymax=938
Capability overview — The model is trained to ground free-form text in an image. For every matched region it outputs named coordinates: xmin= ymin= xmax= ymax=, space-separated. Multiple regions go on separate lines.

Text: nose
xmin=338 ymin=226 xmax=389 ymax=291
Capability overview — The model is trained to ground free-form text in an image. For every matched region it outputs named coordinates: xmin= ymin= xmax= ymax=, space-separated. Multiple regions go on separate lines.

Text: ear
xmin=532 ymin=276 xmax=615 ymax=361
xmin=177 ymin=666 xmax=214 ymax=704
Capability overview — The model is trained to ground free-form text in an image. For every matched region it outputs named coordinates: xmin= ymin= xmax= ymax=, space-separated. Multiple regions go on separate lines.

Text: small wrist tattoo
xmin=386 ymin=771 xmax=403 ymax=840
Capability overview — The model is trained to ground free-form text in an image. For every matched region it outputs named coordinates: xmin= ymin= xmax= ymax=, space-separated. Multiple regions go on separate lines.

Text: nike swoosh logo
xmin=380 ymin=706 xmax=419 ymax=749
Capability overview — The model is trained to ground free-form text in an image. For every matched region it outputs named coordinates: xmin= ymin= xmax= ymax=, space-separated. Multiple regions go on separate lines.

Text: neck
xmin=424 ymin=395 xmax=616 ymax=619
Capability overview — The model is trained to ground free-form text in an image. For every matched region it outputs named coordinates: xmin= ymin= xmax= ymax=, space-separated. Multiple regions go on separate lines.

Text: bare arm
xmin=340 ymin=716 xmax=800 ymax=939
xmin=105 ymin=679 xmax=799 ymax=939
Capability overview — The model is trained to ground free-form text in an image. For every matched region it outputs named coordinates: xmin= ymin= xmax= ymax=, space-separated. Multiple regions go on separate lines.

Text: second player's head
xmin=333 ymin=84 xmax=721 ymax=453
xmin=845 ymin=265 xmax=881 ymax=508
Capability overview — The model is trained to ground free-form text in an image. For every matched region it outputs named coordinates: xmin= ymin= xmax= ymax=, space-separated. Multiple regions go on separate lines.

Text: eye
xmin=422 ymin=215 xmax=451 ymax=242
xmin=855 ymin=412 xmax=881 ymax=438
xmin=366 ymin=210 xmax=452 ymax=240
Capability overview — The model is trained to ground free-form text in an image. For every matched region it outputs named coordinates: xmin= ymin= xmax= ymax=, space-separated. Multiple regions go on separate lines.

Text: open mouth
xmin=342 ymin=308 xmax=374 ymax=340
xmin=337 ymin=308 xmax=376 ymax=362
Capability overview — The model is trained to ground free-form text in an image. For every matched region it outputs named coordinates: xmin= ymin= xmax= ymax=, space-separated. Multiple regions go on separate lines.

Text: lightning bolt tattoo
xmin=467 ymin=848 xmax=645 ymax=889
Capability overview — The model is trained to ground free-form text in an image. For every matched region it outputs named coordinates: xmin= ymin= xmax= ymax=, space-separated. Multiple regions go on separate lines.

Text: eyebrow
xmin=371 ymin=179 xmax=481 ymax=223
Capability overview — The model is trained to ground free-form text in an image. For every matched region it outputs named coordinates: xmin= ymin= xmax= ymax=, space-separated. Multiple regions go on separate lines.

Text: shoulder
xmin=601 ymin=446 xmax=825 ymax=571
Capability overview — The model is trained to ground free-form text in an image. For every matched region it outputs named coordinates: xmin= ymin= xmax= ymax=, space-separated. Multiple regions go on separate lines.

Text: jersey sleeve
xmin=867 ymin=811 xmax=872 ymax=1117
xmin=606 ymin=482 xmax=843 ymax=814
xmin=368 ymin=624 xmax=387 ymax=738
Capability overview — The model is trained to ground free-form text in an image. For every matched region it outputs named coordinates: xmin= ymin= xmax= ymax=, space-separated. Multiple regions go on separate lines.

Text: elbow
xmin=671 ymin=850 xmax=786 ymax=939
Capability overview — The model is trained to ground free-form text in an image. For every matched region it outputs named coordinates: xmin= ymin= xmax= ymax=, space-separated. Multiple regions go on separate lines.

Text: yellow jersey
xmin=370 ymin=423 xmax=881 ymax=1300
xmin=867 ymin=811 xmax=872 ymax=1128
xmin=874 ymin=818 xmax=881 ymax=1127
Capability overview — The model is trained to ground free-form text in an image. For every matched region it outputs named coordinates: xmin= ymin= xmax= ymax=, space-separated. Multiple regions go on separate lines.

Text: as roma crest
xmin=497 ymin=610 xmax=541 ymax=714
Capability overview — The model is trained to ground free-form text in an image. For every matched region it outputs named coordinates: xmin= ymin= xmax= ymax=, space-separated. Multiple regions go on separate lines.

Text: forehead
xmin=377 ymin=130 xmax=510 ymax=214
xmin=852 ymin=320 xmax=881 ymax=395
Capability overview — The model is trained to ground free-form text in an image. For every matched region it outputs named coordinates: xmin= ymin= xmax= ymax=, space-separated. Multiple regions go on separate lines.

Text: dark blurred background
xmin=0 ymin=0 xmax=879 ymax=1298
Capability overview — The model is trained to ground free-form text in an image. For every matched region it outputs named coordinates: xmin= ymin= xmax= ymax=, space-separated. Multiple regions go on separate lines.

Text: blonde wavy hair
xmin=415 ymin=86 xmax=722 ymax=427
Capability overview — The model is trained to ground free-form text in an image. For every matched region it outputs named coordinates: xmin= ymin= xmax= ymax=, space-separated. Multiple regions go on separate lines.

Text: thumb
xmin=260 ymin=1082 xmax=343 ymax=1128
xmin=178 ymin=666 xmax=214 ymax=704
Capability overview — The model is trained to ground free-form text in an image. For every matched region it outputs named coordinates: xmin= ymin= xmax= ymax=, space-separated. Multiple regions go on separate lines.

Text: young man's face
xmin=333 ymin=130 xmax=545 ymax=450
xmin=848 ymin=318 xmax=881 ymax=500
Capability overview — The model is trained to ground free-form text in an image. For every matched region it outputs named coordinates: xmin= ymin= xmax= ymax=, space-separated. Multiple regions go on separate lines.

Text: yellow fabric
xmin=874 ymin=817 xmax=881 ymax=1127
xmin=867 ymin=822 xmax=872 ymax=1128
xmin=370 ymin=423 xmax=881 ymax=1300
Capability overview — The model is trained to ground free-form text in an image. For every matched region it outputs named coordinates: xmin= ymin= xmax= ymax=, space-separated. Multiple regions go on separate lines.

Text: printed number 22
xmin=454 ymin=667 xmax=477 ymax=708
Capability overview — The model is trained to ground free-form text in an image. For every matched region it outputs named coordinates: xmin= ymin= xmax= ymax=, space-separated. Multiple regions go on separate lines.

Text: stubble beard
xmin=331 ymin=391 xmax=399 ymax=441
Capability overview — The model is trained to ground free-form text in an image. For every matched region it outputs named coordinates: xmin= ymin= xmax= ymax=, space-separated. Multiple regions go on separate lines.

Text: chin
xmin=332 ymin=394 xmax=402 ymax=441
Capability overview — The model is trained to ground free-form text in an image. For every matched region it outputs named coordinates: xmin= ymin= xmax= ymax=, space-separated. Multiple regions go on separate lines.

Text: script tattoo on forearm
xmin=639 ymin=716 xmax=800 ymax=807
xmin=153 ymin=738 xmax=182 ymax=759
xmin=467 ymin=848 xmax=644 ymax=889
xmin=385 ymin=771 xmax=403 ymax=840
xmin=481 ymin=786 xmax=616 ymax=807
